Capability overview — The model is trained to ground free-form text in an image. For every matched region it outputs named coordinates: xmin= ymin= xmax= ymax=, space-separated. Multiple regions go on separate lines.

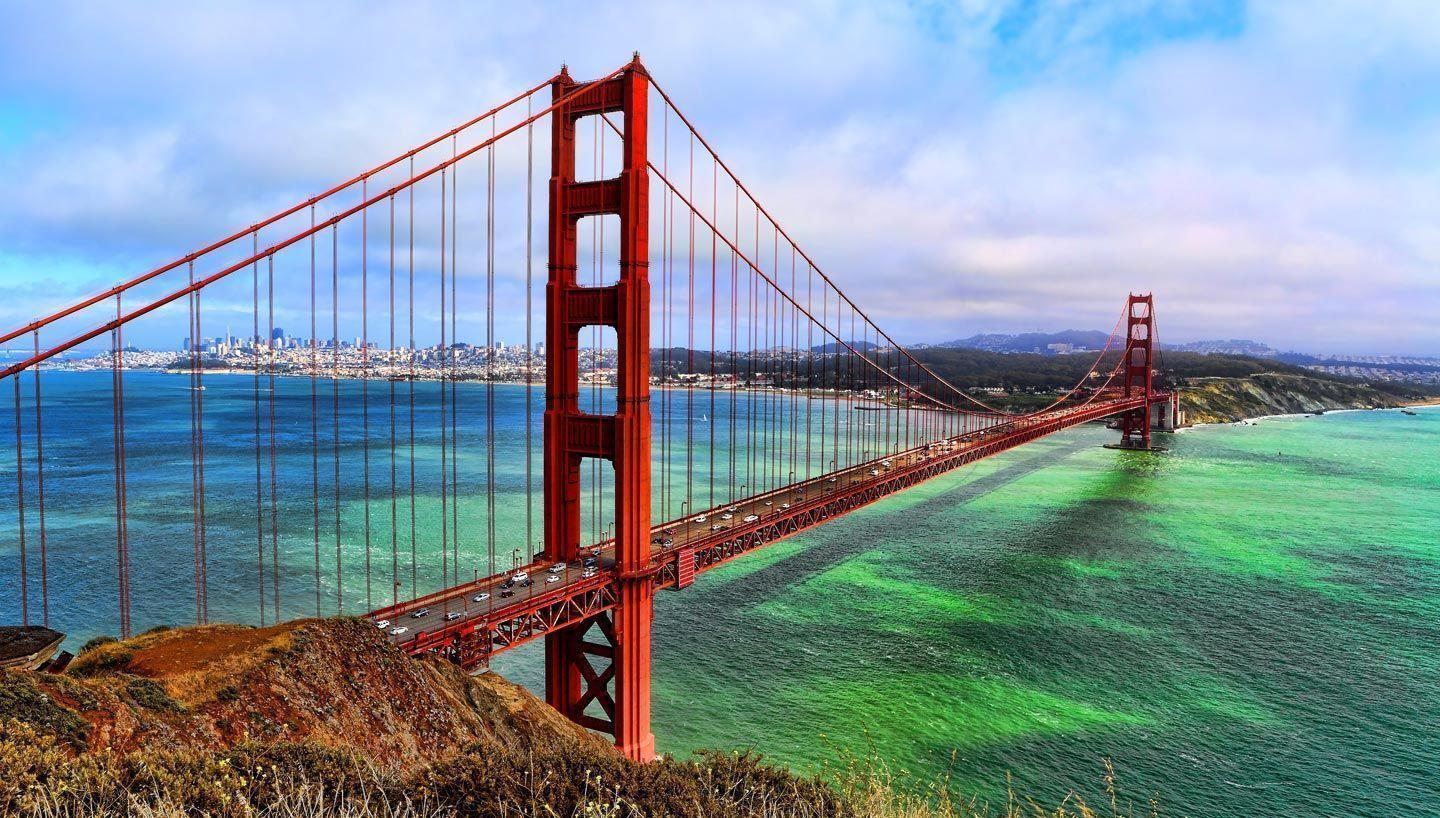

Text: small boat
xmin=1401 ymin=409 xmax=1418 ymax=416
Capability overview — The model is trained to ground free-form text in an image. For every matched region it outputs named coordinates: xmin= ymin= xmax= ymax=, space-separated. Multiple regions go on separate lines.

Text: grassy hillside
xmin=1 ymin=619 xmax=1165 ymax=817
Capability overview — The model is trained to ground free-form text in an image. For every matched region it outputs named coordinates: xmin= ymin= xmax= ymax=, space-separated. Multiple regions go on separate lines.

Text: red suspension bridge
xmin=1 ymin=57 xmax=1172 ymax=760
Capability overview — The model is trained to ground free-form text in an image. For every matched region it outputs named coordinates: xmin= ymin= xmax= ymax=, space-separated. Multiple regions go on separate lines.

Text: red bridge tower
xmin=1117 ymin=292 xmax=1157 ymax=449
xmin=543 ymin=58 xmax=655 ymax=761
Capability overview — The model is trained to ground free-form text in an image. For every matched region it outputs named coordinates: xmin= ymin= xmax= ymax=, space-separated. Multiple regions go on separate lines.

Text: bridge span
xmin=2 ymin=56 xmax=1171 ymax=760
xmin=373 ymin=389 xmax=1171 ymax=671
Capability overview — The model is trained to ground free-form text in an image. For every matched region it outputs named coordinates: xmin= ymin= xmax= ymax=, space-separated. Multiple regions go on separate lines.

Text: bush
xmin=124 ymin=677 xmax=185 ymax=713
xmin=78 ymin=636 xmax=117 ymax=654
xmin=0 ymin=673 xmax=89 ymax=751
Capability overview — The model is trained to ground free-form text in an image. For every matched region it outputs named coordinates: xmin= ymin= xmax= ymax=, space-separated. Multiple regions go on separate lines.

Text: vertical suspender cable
xmin=332 ymin=225 xmax=342 ymax=613
xmin=267 ymin=255 xmax=281 ymax=622
xmin=709 ymin=156 xmax=717 ymax=511
xmin=32 ymin=331 xmax=49 ymax=626
xmin=310 ymin=206 xmax=321 ymax=616
xmin=13 ymin=373 xmax=28 ymax=626
xmin=389 ymin=194 xmax=399 ymax=608
xmin=252 ymin=236 xmax=265 ymax=625
xmin=112 ymin=293 xmax=131 ymax=638
xmin=453 ymin=134 xmax=463 ymax=590
xmin=686 ymin=130 xmax=694 ymax=512
xmin=486 ymin=121 xmax=497 ymax=578
xmin=408 ymin=156 xmax=418 ymax=600
xmin=362 ymin=179 xmax=373 ymax=610
xmin=525 ymin=98 xmax=534 ymax=566
xmin=440 ymin=168 xmax=450 ymax=595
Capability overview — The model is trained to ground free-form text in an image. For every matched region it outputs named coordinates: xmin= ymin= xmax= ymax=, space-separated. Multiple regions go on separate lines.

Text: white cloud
xmin=1 ymin=0 xmax=1437 ymax=353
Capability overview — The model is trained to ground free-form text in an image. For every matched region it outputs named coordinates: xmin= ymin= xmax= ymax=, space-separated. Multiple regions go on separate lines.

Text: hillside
xmin=1 ymin=619 xmax=1165 ymax=817
xmin=1179 ymin=372 xmax=1411 ymax=424
xmin=0 ymin=619 xmax=845 ymax=817
xmin=5 ymin=619 xmax=599 ymax=765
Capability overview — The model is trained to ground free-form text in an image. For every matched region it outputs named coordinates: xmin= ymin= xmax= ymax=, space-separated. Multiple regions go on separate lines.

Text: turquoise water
xmin=4 ymin=373 xmax=1439 ymax=816
xmin=500 ymin=406 xmax=1440 ymax=816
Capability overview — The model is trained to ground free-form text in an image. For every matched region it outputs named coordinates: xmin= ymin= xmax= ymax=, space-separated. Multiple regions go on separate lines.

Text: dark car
xmin=499 ymin=588 xmax=515 ymax=598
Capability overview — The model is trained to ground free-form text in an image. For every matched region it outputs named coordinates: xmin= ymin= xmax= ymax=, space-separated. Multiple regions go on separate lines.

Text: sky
xmin=1 ymin=0 xmax=1438 ymax=356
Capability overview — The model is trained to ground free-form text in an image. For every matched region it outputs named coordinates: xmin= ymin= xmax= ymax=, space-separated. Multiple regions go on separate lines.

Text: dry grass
xmin=2 ymin=715 xmax=1159 ymax=818
xmin=68 ymin=622 xmax=299 ymax=706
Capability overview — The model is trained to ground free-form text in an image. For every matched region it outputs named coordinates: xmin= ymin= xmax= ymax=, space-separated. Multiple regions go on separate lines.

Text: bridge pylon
xmin=1110 ymin=292 xmax=1165 ymax=451
xmin=542 ymin=57 xmax=655 ymax=761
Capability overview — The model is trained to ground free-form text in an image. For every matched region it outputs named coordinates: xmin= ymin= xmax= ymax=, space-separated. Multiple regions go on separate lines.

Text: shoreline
xmin=1184 ymin=400 xmax=1439 ymax=430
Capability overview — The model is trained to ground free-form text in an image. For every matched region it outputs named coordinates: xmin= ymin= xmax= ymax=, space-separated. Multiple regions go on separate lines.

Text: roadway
xmin=369 ymin=405 xmax=1083 ymax=647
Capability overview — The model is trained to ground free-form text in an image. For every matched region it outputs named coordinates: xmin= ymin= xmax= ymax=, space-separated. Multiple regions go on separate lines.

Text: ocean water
xmin=4 ymin=373 xmax=1438 ymax=816
xmin=503 ymin=406 xmax=1440 ymax=816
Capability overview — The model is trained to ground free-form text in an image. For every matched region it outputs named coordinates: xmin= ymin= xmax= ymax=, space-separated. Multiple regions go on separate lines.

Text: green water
xmin=6 ymin=373 xmax=1437 ymax=815
xmin=500 ymin=408 xmax=1440 ymax=816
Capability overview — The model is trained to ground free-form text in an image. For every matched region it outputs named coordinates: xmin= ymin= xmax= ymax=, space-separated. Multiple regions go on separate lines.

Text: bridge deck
xmin=368 ymin=393 xmax=1166 ymax=667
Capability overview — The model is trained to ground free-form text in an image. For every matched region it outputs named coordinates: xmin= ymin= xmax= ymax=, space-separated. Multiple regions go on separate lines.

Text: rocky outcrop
xmin=4 ymin=618 xmax=605 ymax=768
xmin=1180 ymin=372 xmax=1404 ymax=424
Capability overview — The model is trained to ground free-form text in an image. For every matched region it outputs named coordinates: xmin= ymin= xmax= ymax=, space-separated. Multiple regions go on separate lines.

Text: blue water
xmin=4 ymin=372 xmax=1439 ymax=816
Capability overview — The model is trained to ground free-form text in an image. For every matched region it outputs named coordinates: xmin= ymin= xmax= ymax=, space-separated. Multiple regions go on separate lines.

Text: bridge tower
xmin=1116 ymin=292 xmax=1157 ymax=449
xmin=542 ymin=57 xmax=655 ymax=761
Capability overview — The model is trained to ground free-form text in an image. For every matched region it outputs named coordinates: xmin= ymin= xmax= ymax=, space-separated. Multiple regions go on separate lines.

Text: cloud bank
xmin=1 ymin=0 xmax=1437 ymax=354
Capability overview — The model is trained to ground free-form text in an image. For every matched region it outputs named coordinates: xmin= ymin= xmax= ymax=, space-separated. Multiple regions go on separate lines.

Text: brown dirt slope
xmin=2 ymin=618 xmax=604 ymax=768
xmin=3 ymin=619 xmax=852 ymax=817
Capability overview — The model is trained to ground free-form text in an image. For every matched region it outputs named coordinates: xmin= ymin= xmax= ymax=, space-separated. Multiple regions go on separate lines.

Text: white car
xmin=472 ymin=593 xmax=490 ymax=602
xmin=725 ymin=506 xmax=738 ymax=513
xmin=581 ymin=568 xmax=598 ymax=578
xmin=389 ymin=626 xmax=408 ymax=636
xmin=549 ymin=563 xmax=565 ymax=573
xmin=780 ymin=503 xmax=790 ymax=509
xmin=720 ymin=513 xmax=733 ymax=520
xmin=743 ymin=514 xmax=759 ymax=523
xmin=511 ymin=571 xmax=529 ymax=582
xmin=445 ymin=612 xmax=463 ymax=621
xmin=869 ymin=469 xmax=880 ymax=476
xmin=545 ymin=574 xmax=561 ymax=583
xmin=692 ymin=514 xmax=708 ymax=523
xmin=763 ymin=500 xmax=772 ymax=506
xmin=375 ymin=619 xmax=390 ymax=629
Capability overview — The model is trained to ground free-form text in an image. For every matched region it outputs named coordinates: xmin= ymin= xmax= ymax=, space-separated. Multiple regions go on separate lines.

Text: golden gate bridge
xmin=0 ymin=56 xmax=1171 ymax=760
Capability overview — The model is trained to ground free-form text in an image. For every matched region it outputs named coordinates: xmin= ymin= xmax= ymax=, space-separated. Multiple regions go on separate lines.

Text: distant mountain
xmin=810 ymin=340 xmax=879 ymax=353
xmin=1164 ymin=339 xmax=1277 ymax=357
xmin=939 ymin=330 xmax=1111 ymax=354
xmin=939 ymin=332 xmax=1286 ymax=358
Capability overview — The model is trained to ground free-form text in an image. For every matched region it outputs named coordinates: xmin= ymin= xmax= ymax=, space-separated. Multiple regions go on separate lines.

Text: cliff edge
xmin=1180 ymin=372 xmax=1410 ymax=424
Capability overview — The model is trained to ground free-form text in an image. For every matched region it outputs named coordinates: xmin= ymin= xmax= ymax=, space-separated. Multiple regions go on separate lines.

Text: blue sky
xmin=1 ymin=1 xmax=1437 ymax=355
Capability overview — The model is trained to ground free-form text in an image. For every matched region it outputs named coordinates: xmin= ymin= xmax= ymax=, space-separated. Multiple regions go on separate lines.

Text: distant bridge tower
xmin=542 ymin=57 xmax=655 ymax=761
xmin=1116 ymin=293 xmax=1157 ymax=449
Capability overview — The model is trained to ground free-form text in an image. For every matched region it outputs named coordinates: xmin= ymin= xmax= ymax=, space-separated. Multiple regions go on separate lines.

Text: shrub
xmin=78 ymin=636 xmax=117 ymax=654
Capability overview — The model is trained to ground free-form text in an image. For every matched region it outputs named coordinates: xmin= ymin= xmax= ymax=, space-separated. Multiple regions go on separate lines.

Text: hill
xmin=1 ymin=619 xmax=1174 ymax=817
xmin=938 ymin=330 xmax=1111 ymax=353
xmin=1 ymin=619 xmax=843 ymax=817
xmin=1179 ymin=372 xmax=1417 ymax=424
